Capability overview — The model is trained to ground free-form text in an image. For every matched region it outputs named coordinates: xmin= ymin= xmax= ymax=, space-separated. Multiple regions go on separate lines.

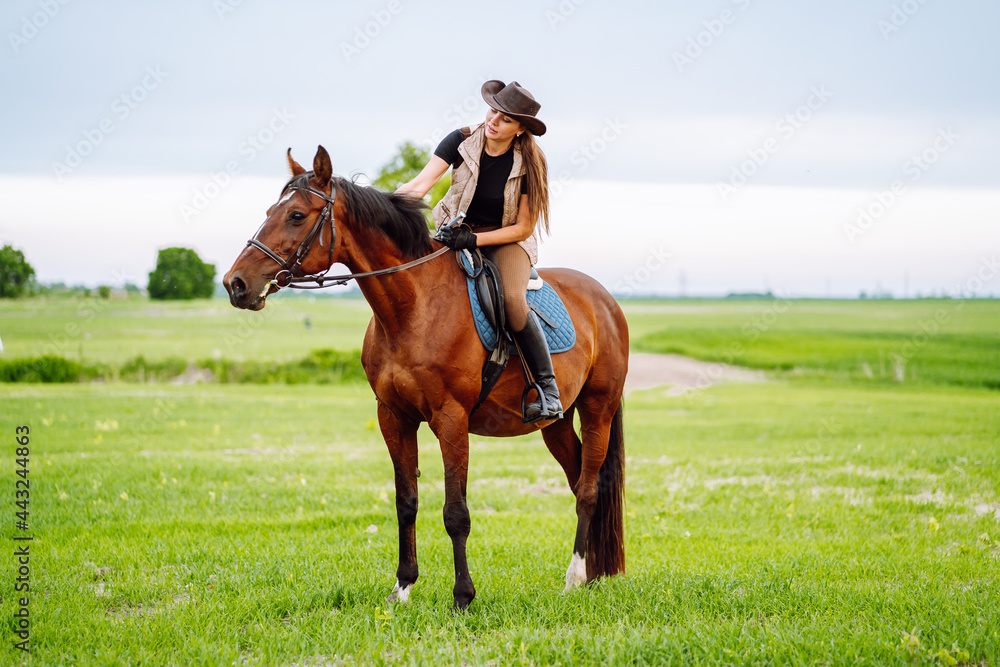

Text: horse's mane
xmin=337 ymin=176 xmax=436 ymax=259
xmin=283 ymin=173 xmax=433 ymax=260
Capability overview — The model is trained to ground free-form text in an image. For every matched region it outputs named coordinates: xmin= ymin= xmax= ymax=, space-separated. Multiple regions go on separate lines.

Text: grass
xmin=0 ymin=349 xmax=367 ymax=385
xmin=0 ymin=296 xmax=999 ymax=664
xmin=0 ymin=293 xmax=372 ymax=364
xmin=626 ymin=298 xmax=1000 ymax=390
xmin=2 ymin=295 xmax=998 ymax=388
xmin=1 ymin=380 xmax=998 ymax=665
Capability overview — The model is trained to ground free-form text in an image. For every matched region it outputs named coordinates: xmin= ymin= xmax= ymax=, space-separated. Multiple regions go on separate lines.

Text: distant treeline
xmin=0 ymin=349 xmax=366 ymax=385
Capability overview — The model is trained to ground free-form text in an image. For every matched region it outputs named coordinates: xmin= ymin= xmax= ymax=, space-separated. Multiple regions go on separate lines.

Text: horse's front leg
xmin=379 ymin=401 xmax=420 ymax=604
xmin=429 ymin=407 xmax=476 ymax=609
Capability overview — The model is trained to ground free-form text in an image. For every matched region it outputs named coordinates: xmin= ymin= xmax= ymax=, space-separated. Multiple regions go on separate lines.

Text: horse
xmin=223 ymin=146 xmax=628 ymax=609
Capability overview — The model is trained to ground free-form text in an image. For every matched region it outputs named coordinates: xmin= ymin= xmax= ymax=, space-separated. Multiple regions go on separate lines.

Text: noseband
xmin=246 ymin=175 xmax=450 ymax=291
xmin=246 ymin=178 xmax=337 ymax=289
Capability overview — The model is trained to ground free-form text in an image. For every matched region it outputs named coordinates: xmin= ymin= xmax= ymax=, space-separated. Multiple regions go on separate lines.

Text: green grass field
xmin=0 ymin=293 xmax=373 ymax=363
xmin=627 ymin=298 xmax=1000 ymax=390
xmin=2 ymin=295 xmax=997 ymax=388
xmin=1 ymin=295 xmax=998 ymax=665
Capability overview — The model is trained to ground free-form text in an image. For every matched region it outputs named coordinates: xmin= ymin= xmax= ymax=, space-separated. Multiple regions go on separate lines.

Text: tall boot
xmin=512 ymin=311 xmax=564 ymax=423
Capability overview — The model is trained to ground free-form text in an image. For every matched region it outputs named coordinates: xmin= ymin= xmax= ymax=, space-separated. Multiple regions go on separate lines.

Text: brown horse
xmin=223 ymin=146 xmax=628 ymax=609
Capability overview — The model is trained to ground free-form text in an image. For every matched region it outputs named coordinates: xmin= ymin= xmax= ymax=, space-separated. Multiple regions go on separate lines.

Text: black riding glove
xmin=436 ymin=225 xmax=478 ymax=250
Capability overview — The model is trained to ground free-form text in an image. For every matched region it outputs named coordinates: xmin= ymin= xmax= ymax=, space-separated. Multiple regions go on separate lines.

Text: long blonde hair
xmin=515 ymin=132 xmax=550 ymax=235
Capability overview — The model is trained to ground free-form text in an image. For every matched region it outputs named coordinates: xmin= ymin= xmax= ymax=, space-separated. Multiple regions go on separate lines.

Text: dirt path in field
xmin=625 ymin=353 xmax=766 ymax=396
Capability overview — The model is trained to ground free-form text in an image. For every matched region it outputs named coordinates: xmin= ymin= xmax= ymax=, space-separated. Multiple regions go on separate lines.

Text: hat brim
xmin=481 ymin=80 xmax=547 ymax=136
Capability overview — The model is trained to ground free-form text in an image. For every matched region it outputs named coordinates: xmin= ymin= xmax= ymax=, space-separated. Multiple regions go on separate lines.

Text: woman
xmin=396 ymin=80 xmax=562 ymax=423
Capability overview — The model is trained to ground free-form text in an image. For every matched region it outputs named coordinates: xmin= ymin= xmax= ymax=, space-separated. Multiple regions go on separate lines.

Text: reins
xmin=246 ymin=176 xmax=449 ymax=292
xmin=282 ymin=246 xmax=450 ymax=290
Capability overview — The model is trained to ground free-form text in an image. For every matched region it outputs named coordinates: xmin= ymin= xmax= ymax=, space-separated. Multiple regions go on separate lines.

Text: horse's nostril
xmin=231 ymin=277 xmax=246 ymax=295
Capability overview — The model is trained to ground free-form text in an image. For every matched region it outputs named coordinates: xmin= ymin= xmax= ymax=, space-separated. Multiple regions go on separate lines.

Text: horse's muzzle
xmin=223 ymin=271 xmax=254 ymax=309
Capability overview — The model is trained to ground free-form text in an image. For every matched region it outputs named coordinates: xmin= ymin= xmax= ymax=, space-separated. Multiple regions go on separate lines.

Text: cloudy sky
xmin=2 ymin=0 xmax=998 ymax=296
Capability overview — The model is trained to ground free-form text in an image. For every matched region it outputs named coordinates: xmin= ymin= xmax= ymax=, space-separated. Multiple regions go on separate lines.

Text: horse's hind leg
xmin=541 ymin=405 xmax=588 ymax=591
xmin=379 ymin=402 xmax=420 ymax=604
xmin=561 ymin=394 xmax=624 ymax=589
xmin=542 ymin=404 xmax=581 ymax=489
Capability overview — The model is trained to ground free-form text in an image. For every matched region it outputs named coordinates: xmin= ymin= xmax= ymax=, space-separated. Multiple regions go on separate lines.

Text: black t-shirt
xmin=434 ymin=128 xmax=527 ymax=229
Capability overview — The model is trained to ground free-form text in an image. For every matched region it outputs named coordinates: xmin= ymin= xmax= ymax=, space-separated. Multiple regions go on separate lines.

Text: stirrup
xmin=521 ymin=381 xmax=564 ymax=424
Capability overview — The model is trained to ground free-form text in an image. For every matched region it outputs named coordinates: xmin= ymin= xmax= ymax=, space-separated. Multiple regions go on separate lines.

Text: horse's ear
xmin=313 ymin=145 xmax=332 ymax=185
xmin=287 ymin=148 xmax=306 ymax=177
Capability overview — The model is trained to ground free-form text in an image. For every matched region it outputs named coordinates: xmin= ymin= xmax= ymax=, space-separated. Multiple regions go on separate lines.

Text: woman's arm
xmin=475 ymin=194 xmax=535 ymax=246
xmin=395 ymin=155 xmax=450 ymax=199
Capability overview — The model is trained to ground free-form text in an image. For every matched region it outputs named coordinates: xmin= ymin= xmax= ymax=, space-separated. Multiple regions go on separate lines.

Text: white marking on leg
xmin=564 ymin=552 xmax=587 ymax=592
xmin=387 ymin=579 xmax=412 ymax=604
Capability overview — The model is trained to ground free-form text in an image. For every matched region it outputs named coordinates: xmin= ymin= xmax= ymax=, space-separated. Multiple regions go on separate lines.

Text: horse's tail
xmin=587 ymin=399 xmax=625 ymax=579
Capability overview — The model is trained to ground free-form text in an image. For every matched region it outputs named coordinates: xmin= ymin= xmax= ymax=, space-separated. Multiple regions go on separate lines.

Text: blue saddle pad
xmin=461 ymin=253 xmax=576 ymax=354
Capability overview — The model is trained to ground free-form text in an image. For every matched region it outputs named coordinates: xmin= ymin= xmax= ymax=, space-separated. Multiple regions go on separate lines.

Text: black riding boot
xmin=513 ymin=311 xmax=564 ymax=423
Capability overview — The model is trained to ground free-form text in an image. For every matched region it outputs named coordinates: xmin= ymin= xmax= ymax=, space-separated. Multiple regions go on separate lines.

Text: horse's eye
xmin=289 ymin=211 xmax=306 ymax=223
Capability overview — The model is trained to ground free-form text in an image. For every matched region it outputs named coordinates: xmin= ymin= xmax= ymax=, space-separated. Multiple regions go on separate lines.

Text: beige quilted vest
xmin=431 ymin=124 xmax=539 ymax=265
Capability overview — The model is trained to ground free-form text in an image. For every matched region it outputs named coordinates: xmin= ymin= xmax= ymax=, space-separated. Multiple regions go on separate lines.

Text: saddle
xmin=456 ymin=248 xmax=576 ymax=416
xmin=473 ymin=256 xmax=542 ymax=332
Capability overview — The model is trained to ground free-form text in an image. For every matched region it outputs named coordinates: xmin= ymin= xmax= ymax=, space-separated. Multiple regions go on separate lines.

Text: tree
xmin=0 ymin=245 xmax=36 ymax=298
xmin=147 ymin=247 xmax=216 ymax=300
xmin=374 ymin=141 xmax=450 ymax=214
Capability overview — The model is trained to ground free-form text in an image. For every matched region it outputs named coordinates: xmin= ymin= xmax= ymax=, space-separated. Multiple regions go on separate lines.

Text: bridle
xmin=246 ymin=175 xmax=449 ymax=291
xmin=246 ymin=177 xmax=336 ymax=290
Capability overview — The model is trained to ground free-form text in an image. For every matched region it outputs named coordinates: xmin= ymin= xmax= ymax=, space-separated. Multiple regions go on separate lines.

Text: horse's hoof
xmin=563 ymin=552 xmax=587 ymax=592
xmin=452 ymin=586 xmax=476 ymax=610
xmin=387 ymin=580 xmax=412 ymax=604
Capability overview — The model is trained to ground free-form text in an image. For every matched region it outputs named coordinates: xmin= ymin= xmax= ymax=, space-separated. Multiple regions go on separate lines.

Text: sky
xmin=1 ymin=0 xmax=998 ymax=297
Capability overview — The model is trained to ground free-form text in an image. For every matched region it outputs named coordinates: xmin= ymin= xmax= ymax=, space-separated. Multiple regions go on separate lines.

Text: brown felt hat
xmin=481 ymin=80 xmax=546 ymax=136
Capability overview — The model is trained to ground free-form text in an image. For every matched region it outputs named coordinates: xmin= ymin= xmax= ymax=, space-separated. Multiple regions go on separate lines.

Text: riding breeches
xmin=482 ymin=243 xmax=532 ymax=332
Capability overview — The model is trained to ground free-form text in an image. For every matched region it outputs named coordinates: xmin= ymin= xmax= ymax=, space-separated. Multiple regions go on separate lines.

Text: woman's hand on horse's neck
xmin=396 ymin=155 xmax=449 ymax=199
